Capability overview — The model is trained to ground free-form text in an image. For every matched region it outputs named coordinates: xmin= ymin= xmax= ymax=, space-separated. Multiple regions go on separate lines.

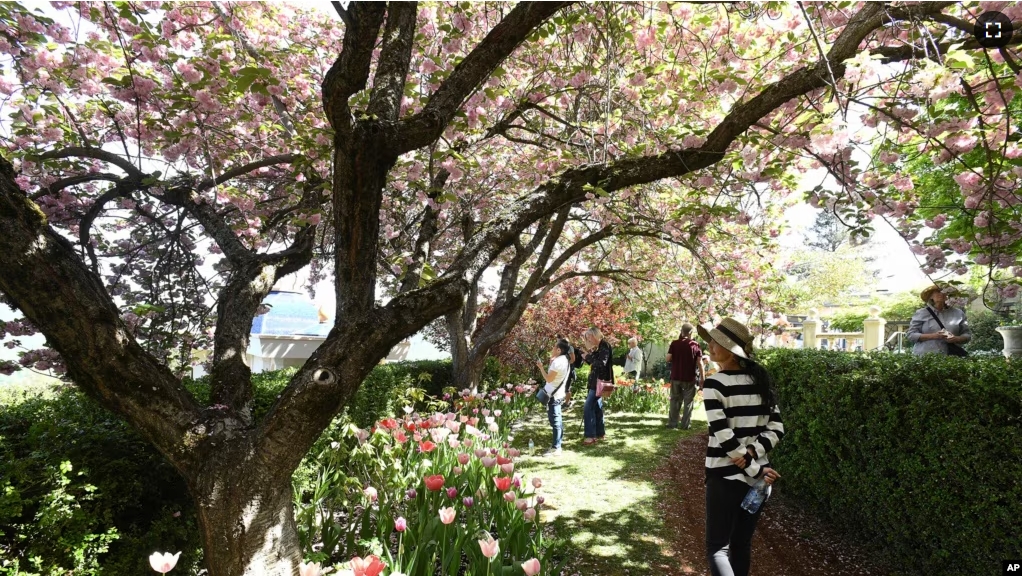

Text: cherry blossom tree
xmin=0 ymin=2 xmax=1001 ymax=574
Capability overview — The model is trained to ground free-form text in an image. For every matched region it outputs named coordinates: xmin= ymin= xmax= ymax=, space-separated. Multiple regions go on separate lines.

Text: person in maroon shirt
xmin=665 ymin=323 xmax=705 ymax=429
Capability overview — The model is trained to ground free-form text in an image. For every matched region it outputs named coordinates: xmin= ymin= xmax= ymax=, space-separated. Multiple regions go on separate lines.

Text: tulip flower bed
xmin=294 ymin=382 xmax=563 ymax=576
xmin=601 ymin=377 xmax=670 ymax=414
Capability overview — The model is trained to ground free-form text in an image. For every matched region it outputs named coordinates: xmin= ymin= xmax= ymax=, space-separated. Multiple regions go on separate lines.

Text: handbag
xmin=596 ymin=379 xmax=616 ymax=398
xmin=925 ymin=306 xmax=969 ymax=357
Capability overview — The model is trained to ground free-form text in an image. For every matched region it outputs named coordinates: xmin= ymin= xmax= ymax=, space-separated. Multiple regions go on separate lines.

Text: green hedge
xmin=761 ymin=349 xmax=1022 ymax=576
xmin=0 ymin=358 xmax=482 ymax=575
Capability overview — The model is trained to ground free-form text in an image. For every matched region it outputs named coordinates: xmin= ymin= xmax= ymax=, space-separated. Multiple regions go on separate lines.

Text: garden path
xmin=654 ymin=432 xmax=892 ymax=576
xmin=518 ymin=404 xmax=893 ymax=575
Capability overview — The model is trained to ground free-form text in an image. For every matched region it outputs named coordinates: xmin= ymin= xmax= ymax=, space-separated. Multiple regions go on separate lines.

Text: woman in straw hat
xmin=697 ymin=317 xmax=784 ymax=576
xmin=906 ymin=283 xmax=972 ymax=356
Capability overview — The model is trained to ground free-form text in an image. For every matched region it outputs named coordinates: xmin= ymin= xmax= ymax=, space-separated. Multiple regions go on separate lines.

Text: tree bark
xmin=189 ymin=439 xmax=302 ymax=576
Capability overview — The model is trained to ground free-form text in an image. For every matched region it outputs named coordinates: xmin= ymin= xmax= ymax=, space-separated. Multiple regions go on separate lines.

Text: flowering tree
xmin=488 ymin=276 xmax=637 ymax=374
xmin=0 ymin=2 xmax=1000 ymax=574
xmin=790 ymin=2 xmax=1022 ymax=302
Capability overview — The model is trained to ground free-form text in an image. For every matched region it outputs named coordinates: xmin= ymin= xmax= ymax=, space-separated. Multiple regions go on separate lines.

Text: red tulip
xmin=419 ymin=440 xmax=437 ymax=453
xmin=379 ymin=418 xmax=398 ymax=430
xmin=424 ymin=474 xmax=445 ymax=491
xmin=496 ymin=455 xmax=512 ymax=465
xmin=493 ymin=476 xmax=512 ymax=492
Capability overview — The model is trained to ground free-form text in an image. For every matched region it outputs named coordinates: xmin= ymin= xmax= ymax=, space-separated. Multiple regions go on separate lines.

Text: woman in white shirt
xmin=623 ymin=337 xmax=643 ymax=380
xmin=535 ymin=340 xmax=571 ymax=455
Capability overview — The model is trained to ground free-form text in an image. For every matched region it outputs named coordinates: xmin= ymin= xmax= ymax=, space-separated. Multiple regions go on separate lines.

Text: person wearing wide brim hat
xmin=908 ymin=283 xmax=971 ymax=356
xmin=920 ymin=283 xmax=958 ymax=304
xmin=697 ymin=316 xmax=784 ymax=576
xmin=697 ymin=317 xmax=755 ymax=361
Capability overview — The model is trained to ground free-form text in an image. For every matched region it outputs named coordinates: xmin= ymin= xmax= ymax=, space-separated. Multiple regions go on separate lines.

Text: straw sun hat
xmin=697 ymin=317 xmax=754 ymax=360
xmin=920 ymin=283 xmax=958 ymax=303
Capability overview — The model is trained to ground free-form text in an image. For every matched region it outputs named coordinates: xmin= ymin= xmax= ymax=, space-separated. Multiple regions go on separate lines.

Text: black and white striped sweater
xmin=703 ymin=370 xmax=785 ymax=486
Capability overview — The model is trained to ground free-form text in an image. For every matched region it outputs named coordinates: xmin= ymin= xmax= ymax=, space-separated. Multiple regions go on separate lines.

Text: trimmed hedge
xmin=0 ymin=358 xmax=486 ymax=575
xmin=761 ymin=349 xmax=1022 ymax=576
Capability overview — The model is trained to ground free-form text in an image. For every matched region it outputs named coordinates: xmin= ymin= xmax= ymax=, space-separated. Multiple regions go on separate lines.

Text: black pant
xmin=705 ymin=476 xmax=766 ymax=576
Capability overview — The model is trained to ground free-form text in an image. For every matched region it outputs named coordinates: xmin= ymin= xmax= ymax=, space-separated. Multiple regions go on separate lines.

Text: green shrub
xmin=760 ymin=349 xmax=1022 ymax=576
xmin=0 ymin=387 xmax=203 ymax=576
xmin=966 ymin=308 xmax=1006 ymax=353
xmin=0 ymin=359 xmax=480 ymax=575
xmin=827 ymin=310 xmax=868 ymax=332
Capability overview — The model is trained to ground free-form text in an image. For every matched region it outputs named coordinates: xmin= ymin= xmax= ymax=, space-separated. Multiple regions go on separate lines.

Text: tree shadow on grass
xmin=514 ymin=402 xmax=709 ymax=575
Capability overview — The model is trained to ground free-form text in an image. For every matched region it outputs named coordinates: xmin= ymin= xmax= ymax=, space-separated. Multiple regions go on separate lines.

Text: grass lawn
xmin=512 ymin=397 xmax=707 ymax=576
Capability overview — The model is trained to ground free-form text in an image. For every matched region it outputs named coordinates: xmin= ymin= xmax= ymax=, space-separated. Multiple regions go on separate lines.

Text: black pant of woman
xmin=705 ymin=476 xmax=766 ymax=576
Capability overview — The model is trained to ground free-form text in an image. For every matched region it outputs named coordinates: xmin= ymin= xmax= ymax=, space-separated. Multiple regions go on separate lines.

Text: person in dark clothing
xmin=665 ymin=323 xmax=704 ymax=429
xmin=579 ymin=326 xmax=612 ymax=445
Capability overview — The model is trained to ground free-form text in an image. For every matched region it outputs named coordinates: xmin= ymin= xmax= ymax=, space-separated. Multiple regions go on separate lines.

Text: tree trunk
xmin=451 ymin=348 xmax=488 ymax=393
xmin=446 ymin=308 xmax=487 ymax=392
xmin=189 ymin=443 xmax=303 ymax=576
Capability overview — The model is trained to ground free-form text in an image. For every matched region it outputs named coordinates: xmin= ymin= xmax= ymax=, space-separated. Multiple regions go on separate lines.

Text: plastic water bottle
xmin=740 ymin=478 xmax=769 ymax=514
xmin=528 ymin=439 xmax=535 ymax=454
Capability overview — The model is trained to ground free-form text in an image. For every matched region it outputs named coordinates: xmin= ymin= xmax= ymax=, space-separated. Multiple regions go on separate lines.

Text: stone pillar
xmin=863 ymin=305 xmax=886 ymax=351
xmin=802 ymin=308 xmax=820 ymax=350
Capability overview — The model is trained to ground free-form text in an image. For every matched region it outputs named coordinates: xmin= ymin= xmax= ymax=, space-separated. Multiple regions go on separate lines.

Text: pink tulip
xmin=532 ymin=477 xmax=542 ymax=489
xmin=459 ymin=415 xmax=469 ymax=423
xmin=503 ymin=492 xmax=516 ymax=502
xmin=521 ymin=558 xmax=541 ymax=576
xmin=350 ymin=555 xmax=386 ymax=576
xmin=447 ymin=486 xmax=458 ymax=499
xmin=474 ymin=449 xmax=488 ymax=459
xmin=481 ymin=456 xmax=496 ymax=468
xmin=148 ymin=551 xmax=181 ymax=573
xmin=536 ymin=496 xmax=545 ymax=505
xmin=457 ymin=452 xmax=470 ymax=465
xmin=363 ymin=486 xmax=378 ymax=502
xmin=452 ymin=466 xmax=463 ymax=475
xmin=507 ymin=448 xmax=520 ymax=457
xmin=494 ymin=409 xmax=503 ymax=417
xmin=478 ymin=535 xmax=500 ymax=559
xmin=515 ymin=498 xmax=528 ymax=511
xmin=523 ymin=507 xmax=537 ymax=521
xmin=463 ymin=438 xmax=474 ymax=448
xmin=463 ymin=496 xmax=474 ymax=507
xmin=500 ymin=462 xmax=514 ymax=474
xmin=394 ymin=517 xmax=407 ymax=532
xmin=439 ymin=506 xmax=456 ymax=525
xmin=299 ymin=562 xmax=321 ymax=576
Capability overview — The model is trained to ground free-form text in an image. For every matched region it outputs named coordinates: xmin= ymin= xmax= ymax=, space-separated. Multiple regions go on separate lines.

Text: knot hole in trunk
xmin=313 ymin=368 xmax=335 ymax=385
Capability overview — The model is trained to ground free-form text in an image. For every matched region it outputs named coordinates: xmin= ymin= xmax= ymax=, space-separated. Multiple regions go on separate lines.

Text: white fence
xmin=770 ymin=306 xmax=888 ymax=352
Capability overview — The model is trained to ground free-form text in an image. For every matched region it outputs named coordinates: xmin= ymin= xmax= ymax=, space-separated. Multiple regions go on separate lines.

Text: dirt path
xmin=653 ymin=432 xmax=891 ymax=576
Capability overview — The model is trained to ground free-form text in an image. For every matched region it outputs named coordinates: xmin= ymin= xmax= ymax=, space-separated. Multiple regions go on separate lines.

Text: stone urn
xmin=995 ymin=325 xmax=1022 ymax=359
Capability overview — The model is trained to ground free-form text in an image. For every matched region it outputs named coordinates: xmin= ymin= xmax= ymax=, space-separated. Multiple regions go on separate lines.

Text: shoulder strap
xmin=925 ymin=306 xmax=946 ymax=330
xmin=548 ymin=359 xmax=570 ymax=398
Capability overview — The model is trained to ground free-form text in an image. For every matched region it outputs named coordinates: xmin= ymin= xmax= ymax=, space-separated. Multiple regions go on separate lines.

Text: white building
xmin=192 ymin=288 xmax=447 ymax=378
